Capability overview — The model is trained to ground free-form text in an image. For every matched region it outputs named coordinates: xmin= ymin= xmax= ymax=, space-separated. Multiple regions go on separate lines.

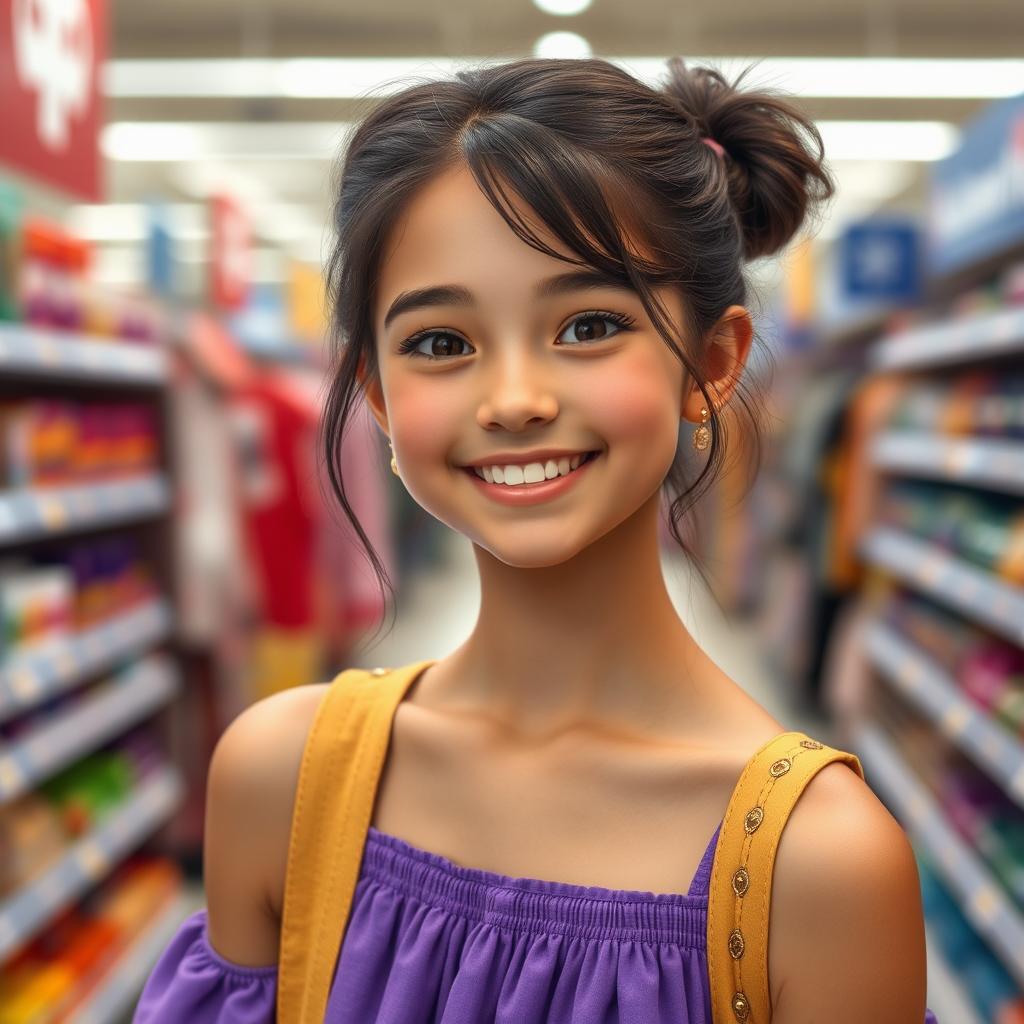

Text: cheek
xmin=581 ymin=352 xmax=682 ymax=465
xmin=384 ymin=373 xmax=463 ymax=468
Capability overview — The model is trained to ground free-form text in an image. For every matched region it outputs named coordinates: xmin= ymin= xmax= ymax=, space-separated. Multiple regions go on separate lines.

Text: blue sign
xmin=840 ymin=219 xmax=920 ymax=302
xmin=146 ymin=201 xmax=174 ymax=296
xmin=929 ymin=94 xmax=1024 ymax=277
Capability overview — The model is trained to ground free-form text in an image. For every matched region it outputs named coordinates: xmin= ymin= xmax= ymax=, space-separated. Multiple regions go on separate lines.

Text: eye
xmin=556 ymin=312 xmax=634 ymax=345
xmin=401 ymin=331 xmax=475 ymax=359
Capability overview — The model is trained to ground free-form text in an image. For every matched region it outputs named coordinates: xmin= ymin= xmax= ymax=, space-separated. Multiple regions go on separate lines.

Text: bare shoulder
xmin=205 ymin=683 xmax=329 ymax=966
xmin=768 ymin=761 xmax=927 ymax=1024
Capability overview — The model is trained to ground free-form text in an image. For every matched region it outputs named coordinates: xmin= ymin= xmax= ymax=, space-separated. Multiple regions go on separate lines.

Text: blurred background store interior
xmin=2 ymin=0 xmax=1024 ymax=1020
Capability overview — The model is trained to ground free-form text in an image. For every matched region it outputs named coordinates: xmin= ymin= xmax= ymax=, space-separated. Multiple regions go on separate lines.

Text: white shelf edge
xmin=0 ymin=325 xmax=166 ymax=385
xmin=62 ymin=890 xmax=192 ymax=1024
xmin=0 ymin=766 xmax=184 ymax=963
xmin=866 ymin=621 xmax=1024 ymax=808
xmin=862 ymin=527 xmax=1024 ymax=648
xmin=871 ymin=431 xmax=1024 ymax=497
xmin=0 ymin=597 xmax=173 ymax=722
xmin=0 ymin=475 xmax=171 ymax=546
xmin=0 ymin=655 xmax=179 ymax=803
xmin=872 ymin=307 xmax=1024 ymax=372
xmin=855 ymin=722 xmax=1024 ymax=989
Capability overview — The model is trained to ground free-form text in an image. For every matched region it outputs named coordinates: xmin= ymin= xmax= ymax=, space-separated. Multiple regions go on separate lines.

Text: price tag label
xmin=37 ymin=498 xmax=68 ymax=530
xmin=0 ymin=759 xmax=24 ymax=796
xmin=971 ymin=885 xmax=999 ymax=923
xmin=941 ymin=705 xmax=970 ymax=738
xmin=77 ymin=840 xmax=107 ymax=880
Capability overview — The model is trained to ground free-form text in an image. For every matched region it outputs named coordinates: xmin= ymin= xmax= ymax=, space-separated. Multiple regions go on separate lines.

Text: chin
xmin=466 ymin=519 xmax=611 ymax=569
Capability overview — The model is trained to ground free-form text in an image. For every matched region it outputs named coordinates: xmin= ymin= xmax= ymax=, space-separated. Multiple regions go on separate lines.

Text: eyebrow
xmin=383 ymin=285 xmax=475 ymax=328
xmin=534 ymin=269 xmax=631 ymax=299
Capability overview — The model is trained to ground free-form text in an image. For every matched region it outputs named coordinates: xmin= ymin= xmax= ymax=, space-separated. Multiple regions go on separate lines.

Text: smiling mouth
xmin=470 ymin=452 xmax=597 ymax=487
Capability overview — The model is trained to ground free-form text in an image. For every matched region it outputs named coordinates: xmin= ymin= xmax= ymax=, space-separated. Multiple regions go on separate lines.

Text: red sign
xmin=0 ymin=0 xmax=104 ymax=200
xmin=211 ymin=194 xmax=251 ymax=310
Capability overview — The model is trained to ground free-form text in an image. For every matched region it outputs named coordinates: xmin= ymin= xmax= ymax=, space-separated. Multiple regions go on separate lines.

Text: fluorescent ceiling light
xmin=103 ymin=56 xmax=1024 ymax=100
xmin=102 ymin=122 xmax=351 ymax=161
xmin=534 ymin=32 xmax=592 ymax=59
xmin=533 ymin=0 xmax=592 ymax=14
xmin=101 ymin=120 xmax=960 ymax=165
xmin=816 ymin=121 xmax=960 ymax=162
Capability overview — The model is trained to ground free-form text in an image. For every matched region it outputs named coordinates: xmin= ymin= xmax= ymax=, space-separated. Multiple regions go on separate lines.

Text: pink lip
xmin=465 ymin=455 xmax=597 ymax=506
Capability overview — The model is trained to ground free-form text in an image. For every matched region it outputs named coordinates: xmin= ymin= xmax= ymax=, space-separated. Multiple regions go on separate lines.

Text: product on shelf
xmin=920 ymin=857 xmax=1024 ymax=1023
xmin=0 ymin=795 xmax=67 ymax=899
xmin=0 ymin=400 xmax=159 ymax=489
xmin=14 ymin=218 xmax=163 ymax=345
xmin=879 ymin=481 xmax=1024 ymax=583
xmin=0 ymin=566 xmax=74 ymax=662
xmin=42 ymin=752 xmax=135 ymax=837
xmin=891 ymin=372 xmax=1024 ymax=439
xmin=0 ymin=538 xmax=158 ymax=664
xmin=0 ymin=856 xmax=182 ymax=1024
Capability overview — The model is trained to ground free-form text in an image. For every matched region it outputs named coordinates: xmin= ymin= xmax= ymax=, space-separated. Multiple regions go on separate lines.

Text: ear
xmin=361 ymin=371 xmax=391 ymax=437
xmin=682 ymin=305 xmax=754 ymax=422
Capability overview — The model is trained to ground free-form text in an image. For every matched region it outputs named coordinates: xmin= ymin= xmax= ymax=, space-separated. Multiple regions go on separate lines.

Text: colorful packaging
xmin=0 ymin=566 xmax=74 ymax=662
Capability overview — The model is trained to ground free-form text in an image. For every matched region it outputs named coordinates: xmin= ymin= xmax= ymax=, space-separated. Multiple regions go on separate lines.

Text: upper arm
xmin=768 ymin=762 xmax=927 ymax=1024
xmin=203 ymin=684 xmax=327 ymax=967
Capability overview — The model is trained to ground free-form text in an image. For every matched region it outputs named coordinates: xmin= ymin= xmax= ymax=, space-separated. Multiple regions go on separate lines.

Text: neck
xmin=446 ymin=493 xmax=703 ymax=736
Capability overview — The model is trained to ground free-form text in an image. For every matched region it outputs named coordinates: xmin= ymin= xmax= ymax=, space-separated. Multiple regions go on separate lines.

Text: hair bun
xmin=662 ymin=58 xmax=834 ymax=260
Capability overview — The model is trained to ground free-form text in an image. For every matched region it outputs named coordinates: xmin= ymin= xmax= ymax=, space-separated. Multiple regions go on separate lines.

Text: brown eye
xmin=408 ymin=332 xmax=474 ymax=358
xmin=557 ymin=314 xmax=631 ymax=345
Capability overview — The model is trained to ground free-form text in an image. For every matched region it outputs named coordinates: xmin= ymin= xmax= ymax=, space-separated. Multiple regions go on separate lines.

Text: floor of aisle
xmin=354 ymin=529 xmax=823 ymax=736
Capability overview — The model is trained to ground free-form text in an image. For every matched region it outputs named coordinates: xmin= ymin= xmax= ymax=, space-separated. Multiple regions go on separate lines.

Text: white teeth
xmin=544 ymin=460 xmax=559 ymax=480
xmin=570 ymin=454 xmax=582 ymax=470
xmin=477 ymin=456 xmax=587 ymax=486
xmin=482 ymin=466 xmax=493 ymax=484
xmin=474 ymin=467 xmax=486 ymax=480
xmin=503 ymin=465 xmax=525 ymax=486
xmin=558 ymin=457 xmax=571 ymax=476
xmin=492 ymin=466 xmax=504 ymax=484
xmin=524 ymin=462 xmax=546 ymax=484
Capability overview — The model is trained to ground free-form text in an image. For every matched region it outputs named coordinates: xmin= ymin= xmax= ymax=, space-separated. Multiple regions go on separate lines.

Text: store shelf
xmin=0 ymin=474 xmax=170 ymax=546
xmin=0 ymin=655 xmax=178 ymax=803
xmin=872 ymin=307 xmax=1024 ymax=372
xmin=862 ymin=527 xmax=1024 ymax=648
xmin=855 ymin=722 xmax=1024 ymax=988
xmin=0 ymin=324 xmax=166 ymax=385
xmin=866 ymin=621 xmax=1024 ymax=806
xmin=925 ymin=923 xmax=986 ymax=1024
xmin=871 ymin=431 xmax=1024 ymax=497
xmin=63 ymin=890 xmax=193 ymax=1024
xmin=0 ymin=766 xmax=184 ymax=962
xmin=0 ymin=597 xmax=173 ymax=722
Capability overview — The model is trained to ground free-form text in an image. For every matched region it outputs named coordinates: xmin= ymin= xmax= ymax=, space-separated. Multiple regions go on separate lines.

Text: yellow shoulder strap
xmin=277 ymin=661 xmax=434 ymax=1024
xmin=706 ymin=732 xmax=864 ymax=1024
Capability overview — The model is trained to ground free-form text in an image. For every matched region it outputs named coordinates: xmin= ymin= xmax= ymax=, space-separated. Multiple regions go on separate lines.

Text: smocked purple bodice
xmin=134 ymin=825 xmax=938 ymax=1023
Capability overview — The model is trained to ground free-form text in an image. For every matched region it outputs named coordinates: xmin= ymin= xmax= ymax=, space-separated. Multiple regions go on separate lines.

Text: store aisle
xmin=354 ymin=529 xmax=822 ymax=736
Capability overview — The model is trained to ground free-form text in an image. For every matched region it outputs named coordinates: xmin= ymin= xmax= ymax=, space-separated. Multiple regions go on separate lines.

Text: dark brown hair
xmin=322 ymin=57 xmax=833 ymax=594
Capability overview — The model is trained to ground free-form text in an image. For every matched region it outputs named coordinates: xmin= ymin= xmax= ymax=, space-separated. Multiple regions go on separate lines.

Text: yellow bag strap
xmin=706 ymin=732 xmax=864 ymax=1024
xmin=277 ymin=661 xmax=434 ymax=1024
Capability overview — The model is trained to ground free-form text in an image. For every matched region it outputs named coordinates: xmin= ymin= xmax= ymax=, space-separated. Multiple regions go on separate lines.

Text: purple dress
xmin=135 ymin=825 xmax=938 ymax=1024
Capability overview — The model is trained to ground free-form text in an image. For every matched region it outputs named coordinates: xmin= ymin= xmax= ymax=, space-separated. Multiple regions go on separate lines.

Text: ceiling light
xmin=532 ymin=0 xmax=592 ymax=15
xmin=103 ymin=56 xmax=1024 ymax=101
xmin=533 ymin=32 xmax=592 ymax=59
xmin=815 ymin=121 xmax=960 ymax=162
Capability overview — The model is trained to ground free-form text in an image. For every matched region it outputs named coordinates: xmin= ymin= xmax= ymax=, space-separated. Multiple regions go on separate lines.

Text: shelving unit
xmin=865 ymin=620 xmax=1024 ymax=806
xmin=871 ymin=431 xmax=1024 ymax=496
xmin=0 ymin=766 xmax=184 ymax=961
xmin=0 ymin=324 xmax=166 ymax=385
xmin=855 ymin=723 xmax=1024 ymax=988
xmin=0 ymin=474 xmax=171 ymax=546
xmin=0 ymin=597 xmax=173 ymax=721
xmin=62 ymin=890 xmax=193 ymax=1024
xmin=871 ymin=306 xmax=1024 ymax=372
xmin=862 ymin=526 xmax=1024 ymax=646
xmin=0 ymin=312 xmax=183 ymax=1021
xmin=0 ymin=655 xmax=178 ymax=802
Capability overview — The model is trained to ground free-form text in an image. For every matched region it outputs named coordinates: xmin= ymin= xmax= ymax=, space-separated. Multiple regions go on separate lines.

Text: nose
xmin=476 ymin=351 xmax=559 ymax=433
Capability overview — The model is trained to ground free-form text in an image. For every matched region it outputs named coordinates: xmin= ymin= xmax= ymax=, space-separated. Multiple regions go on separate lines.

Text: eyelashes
xmin=397 ymin=310 xmax=636 ymax=360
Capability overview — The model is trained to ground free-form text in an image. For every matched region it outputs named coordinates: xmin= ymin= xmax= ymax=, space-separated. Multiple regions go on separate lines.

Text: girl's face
xmin=367 ymin=165 xmax=693 ymax=569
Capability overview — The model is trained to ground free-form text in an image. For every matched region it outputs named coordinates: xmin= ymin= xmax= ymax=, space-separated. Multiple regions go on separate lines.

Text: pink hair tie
xmin=702 ymin=137 xmax=726 ymax=159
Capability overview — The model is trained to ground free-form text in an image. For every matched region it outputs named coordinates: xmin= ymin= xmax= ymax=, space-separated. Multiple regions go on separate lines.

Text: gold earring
xmin=692 ymin=408 xmax=711 ymax=452
xmin=389 ymin=441 xmax=399 ymax=476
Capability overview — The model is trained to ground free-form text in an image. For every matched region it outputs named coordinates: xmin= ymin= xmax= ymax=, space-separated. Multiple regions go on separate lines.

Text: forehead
xmin=375 ymin=166 xmax=579 ymax=316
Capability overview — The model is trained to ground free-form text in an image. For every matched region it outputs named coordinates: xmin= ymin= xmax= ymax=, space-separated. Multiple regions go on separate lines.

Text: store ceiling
xmin=68 ymin=0 xmax=1024 ymax=292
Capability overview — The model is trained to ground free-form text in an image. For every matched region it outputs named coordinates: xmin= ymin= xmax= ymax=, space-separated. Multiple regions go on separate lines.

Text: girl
xmin=136 ymin=58 xmax=933 ymax=1023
